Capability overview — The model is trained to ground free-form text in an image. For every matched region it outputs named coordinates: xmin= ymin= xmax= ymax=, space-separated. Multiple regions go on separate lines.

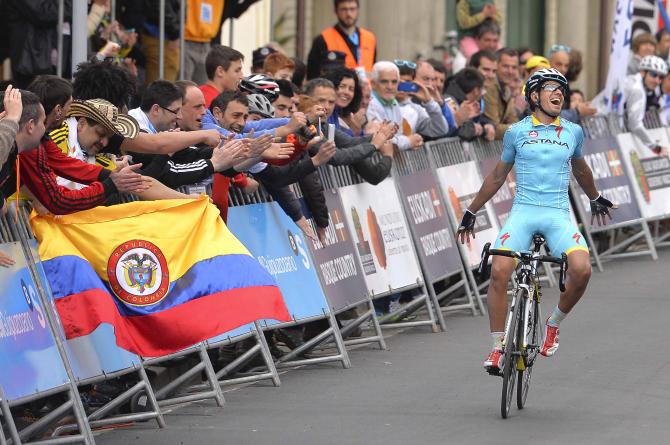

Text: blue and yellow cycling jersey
xmin=501 ymin=115 xmax=584 ymax=211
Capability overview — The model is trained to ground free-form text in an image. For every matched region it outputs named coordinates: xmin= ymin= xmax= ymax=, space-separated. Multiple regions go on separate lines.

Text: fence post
xmin=159 ymin=0 xmax=165 ymax=79
xmin=72 ymin=0 xmax=88 ymax=76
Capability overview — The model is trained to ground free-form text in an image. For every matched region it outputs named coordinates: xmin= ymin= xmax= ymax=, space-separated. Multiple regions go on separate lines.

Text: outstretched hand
xmin=590 ymin=195 xmax=618 ymax=226
xmin=457 ymin=210 xmax=477 ymax=244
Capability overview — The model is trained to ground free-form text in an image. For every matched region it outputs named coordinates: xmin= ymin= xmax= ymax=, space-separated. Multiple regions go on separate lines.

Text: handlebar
xmin=478 ymin=242 xmax=569 ymax=292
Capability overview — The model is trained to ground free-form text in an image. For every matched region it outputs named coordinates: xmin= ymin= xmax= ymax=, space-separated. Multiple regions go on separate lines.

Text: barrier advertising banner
xmin=395 ymin=171 xmax=462 ymax=280
xmin=27 ymin=240 xmax=142 ymax=377
xmin=0 ymin=242 xmax=69 ymax=400
xmin=301 ymin=191 xmax=369 ymax=312
xmin=228 ymin=202 xmax=331 ymax=321
xmin=617 ymin=129 xmax=670 ymax=218
xmin=338 ymin=178 xmax=423 ymax=296
xmin=478 ymin=156 xmax=516 ymax=226
xmin=435 ymin=161 xmax=500 ymax=267
xmin=573 ymin=137 xmax=642 ymax=226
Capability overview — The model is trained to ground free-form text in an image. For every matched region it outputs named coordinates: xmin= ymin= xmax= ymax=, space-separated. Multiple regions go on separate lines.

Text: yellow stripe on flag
xmin=31 ymin=196 xmax=252 ymax=282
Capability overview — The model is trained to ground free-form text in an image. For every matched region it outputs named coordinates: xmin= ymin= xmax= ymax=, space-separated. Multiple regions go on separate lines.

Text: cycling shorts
xmin=492 ymin=204 xmax=589 ymax=256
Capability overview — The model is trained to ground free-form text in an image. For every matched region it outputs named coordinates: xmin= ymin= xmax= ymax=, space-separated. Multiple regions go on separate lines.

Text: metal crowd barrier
xmin=225 ymin=184 xmax=353 ymax=371
xmin=318 ymin=159 xmax=443 ymax=333
xmin=391 ymin=147 xmax=481 ymax=323
xmin=0 ymin=205 xmax=96 ymax=444
xmin=577 ymin=114 xmax=660 ymax=268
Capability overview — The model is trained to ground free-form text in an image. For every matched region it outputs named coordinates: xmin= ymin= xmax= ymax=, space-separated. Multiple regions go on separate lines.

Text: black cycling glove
xmin=457 ymin=209 xmax=477 ymax=241
xmin=590 ymin=195 xmax=614 ymax=225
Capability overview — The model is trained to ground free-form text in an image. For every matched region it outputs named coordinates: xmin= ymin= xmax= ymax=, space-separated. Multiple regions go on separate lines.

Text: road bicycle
xmin=479 ymin=234 xmax=568 ymax=418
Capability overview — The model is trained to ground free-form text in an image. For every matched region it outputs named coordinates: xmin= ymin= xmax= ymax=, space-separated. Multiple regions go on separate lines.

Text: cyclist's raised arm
xmin=468 ymin=160 xmax=514 ymax=213
xmin=457 ymin=160 xmax=513 ymax=244
xmin=571 ymin=157 xmax=598 ymax=200
xmin=572 ymin=156 xmax=618 ymax=225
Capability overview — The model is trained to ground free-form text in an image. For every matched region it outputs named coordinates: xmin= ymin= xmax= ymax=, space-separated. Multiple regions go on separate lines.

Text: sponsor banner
xmin=395 ymin=171 xmax=462 ymax=280
xmin=338 ymin=178 xmax=423 ymax=296
xmin=0 ymin=242 xmax=69 ymax=400
xmin=572 ymin=137 xmax=642 ymax=226
xmin=300 ymin=191 xmax=368 ymax=312
xmin=478 ymin=156 xmax=516 ymax=226
xmin=617 ymin=130 xmax=670 ymax=218
xmin=228 ymin=202 xmax=330 ymax=321
xmin=435 ymin=161 xmax=500 ymax=267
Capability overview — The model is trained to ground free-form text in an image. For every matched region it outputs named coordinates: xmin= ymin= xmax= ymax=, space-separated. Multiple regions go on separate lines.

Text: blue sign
xmin=228 ymin=203 xmax=330 ymax=322
xmin=0 ymin=242 xmax=70 ymax=401
xmin=28 ymin=240 xmax=141 ymax=377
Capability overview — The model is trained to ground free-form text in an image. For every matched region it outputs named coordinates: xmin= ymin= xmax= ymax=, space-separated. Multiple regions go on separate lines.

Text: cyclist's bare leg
xmin=557 ymin=250 xmax=592 ymax=314
xmin=488 ymin=256 xmax=516 ymax=332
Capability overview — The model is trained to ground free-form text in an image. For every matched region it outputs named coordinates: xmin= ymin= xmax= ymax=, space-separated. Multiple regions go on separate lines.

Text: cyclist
xmin=456 ymin=68 xmax=617 ymax=373
xmin=623 ymin=55 xmax=668 ymax=156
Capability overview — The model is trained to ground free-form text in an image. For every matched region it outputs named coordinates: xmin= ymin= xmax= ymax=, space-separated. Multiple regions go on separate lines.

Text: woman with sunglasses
xmin=457 ymin=67 xmax=617 ymax=374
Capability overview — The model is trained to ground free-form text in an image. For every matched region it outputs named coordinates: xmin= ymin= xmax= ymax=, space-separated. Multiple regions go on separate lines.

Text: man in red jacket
xmin=0 ymin=90 xmax=149 ymax=214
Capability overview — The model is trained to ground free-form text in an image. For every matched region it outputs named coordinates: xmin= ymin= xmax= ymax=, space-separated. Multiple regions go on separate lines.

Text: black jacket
xmin=143 ymin=0 xmax=180 ymax=40
xmin=444 ymin=79 xmax=495 ymax=142
xmin=130 ymin=145 xmax=215 ymax=189
xmin=351 ymin=152 xmax=392 ymax=185
xmin=6 ymin=0 xmax=73 ymax=84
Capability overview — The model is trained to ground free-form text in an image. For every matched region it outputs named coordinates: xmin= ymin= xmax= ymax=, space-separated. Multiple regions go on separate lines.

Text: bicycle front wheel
xmin=517 ymin=292 xmax=540 ymax=409
xmin=501 ymin=291 xmax=521 ymax=419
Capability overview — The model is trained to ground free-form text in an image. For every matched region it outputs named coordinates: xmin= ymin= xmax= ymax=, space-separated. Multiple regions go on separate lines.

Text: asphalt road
xmin=98 ymin=249 xmax=670 ymax=445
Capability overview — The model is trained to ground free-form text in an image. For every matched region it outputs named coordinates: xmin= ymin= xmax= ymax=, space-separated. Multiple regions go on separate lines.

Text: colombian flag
xmin=30 ymin=196 xmax=290 ymax=357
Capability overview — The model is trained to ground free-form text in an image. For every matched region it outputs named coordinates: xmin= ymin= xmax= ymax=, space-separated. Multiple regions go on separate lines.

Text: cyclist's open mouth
xmin=550 ymin=98 xmax=562 ymax=106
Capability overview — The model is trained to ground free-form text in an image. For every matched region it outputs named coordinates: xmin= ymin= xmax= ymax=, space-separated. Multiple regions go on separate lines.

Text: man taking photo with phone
xmin=395 ymin=60 xmax=450 ymax=142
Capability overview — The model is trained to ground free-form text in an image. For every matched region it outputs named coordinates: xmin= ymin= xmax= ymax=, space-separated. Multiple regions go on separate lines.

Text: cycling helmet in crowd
xmin=239 ymin=74 xmax=280 ymax=101
xmin=524 ymin=68 xmax=569 ymax=106
xmin=247 ymin=94 xmax=275 ymax=119
xmin=639 ymin=55 xmax=668 ymax=76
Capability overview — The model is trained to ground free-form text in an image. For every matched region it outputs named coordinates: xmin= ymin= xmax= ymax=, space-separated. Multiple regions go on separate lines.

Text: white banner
xmin=598 ymin=0 xmax=634 ymax=115
xmin=435 ymin=162 xmax=500 ymax=267
xmin=617 ymin=128 xmax=670 ymax=218
xmin=338 ymin=178 xmax=423 ymax=296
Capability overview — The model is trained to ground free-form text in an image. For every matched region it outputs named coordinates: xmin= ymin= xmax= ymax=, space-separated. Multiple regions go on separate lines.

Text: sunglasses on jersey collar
xmin=394 ymin=59 xmax=417 ymax=69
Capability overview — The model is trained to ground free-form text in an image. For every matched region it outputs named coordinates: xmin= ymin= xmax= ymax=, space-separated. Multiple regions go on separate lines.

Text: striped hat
xmin=66 ymin=99 xmax=139 ymax=139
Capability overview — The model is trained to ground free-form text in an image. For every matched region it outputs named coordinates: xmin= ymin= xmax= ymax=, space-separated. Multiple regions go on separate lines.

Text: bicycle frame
xmin=478 ymin=235 xmax=568 ymax=418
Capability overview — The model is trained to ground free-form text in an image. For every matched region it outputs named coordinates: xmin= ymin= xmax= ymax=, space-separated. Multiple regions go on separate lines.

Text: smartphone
xmin=327 ymin=123 xmax=335 ymax=142
xmin=398 ymin=81 xmax=419 ymax=93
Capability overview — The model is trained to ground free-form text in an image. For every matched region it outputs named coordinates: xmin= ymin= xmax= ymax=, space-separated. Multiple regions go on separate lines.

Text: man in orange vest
xmin=306 ymin=0 xmax=377 ymax=80
xmin=184 ymin=0 xmax=225 ymax=85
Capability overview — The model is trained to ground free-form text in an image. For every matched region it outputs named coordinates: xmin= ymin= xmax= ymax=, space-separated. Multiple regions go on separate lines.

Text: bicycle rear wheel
xmin=501 ymin=291 xmax=521 ymax=419
xmin=517 ymin=292 xmax=540 ymax=409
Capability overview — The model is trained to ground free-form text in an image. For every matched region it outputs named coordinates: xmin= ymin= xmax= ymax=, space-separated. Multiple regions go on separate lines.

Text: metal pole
xmin=228 ymin=18 xmax=234 ymax=47
xmin=179 ymin=0 xmax=186 ymax=79
xmin=159 ymin=0 xmax=166 ymax=79
xmin=57 ymin=0 xmax=64 ymax=77
xmin=71 ymin=0 xmax=88 ymax=76
xmin=296 ymin=0 xmax=306 ymax=60
xmin=111 ymin=0 xmax=117 ymax=23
